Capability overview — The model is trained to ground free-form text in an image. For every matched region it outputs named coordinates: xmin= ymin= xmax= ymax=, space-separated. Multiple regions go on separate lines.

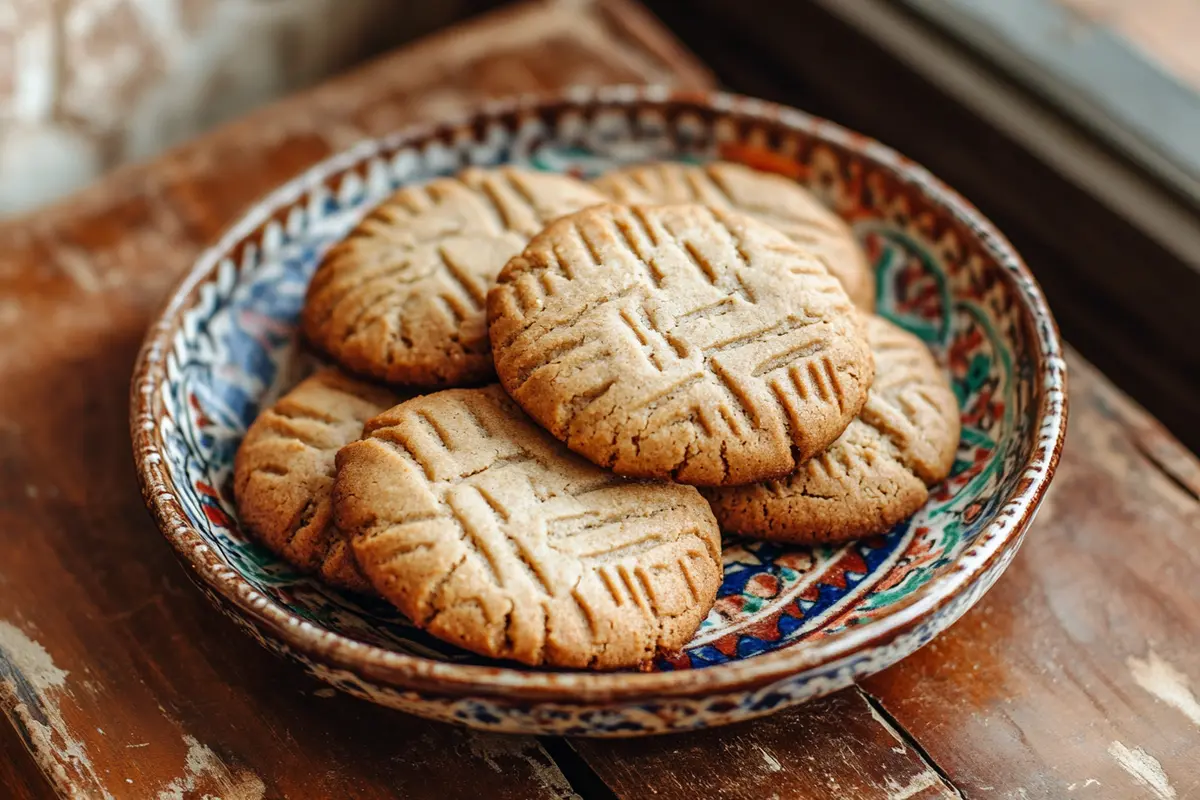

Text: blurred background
xmin=1 ymin=0 xmax=1197 ymax=451
xmin=3 ymin=0 xmax=1197 ymax=214
xmin=0 ymin=0 xmax=481 ymax=214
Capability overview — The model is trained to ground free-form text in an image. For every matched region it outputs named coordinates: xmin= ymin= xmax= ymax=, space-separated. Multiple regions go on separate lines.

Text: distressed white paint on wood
xmin=1108 ymin=742 xmax=1176 ymax=800
xmin=1128 ymin=650 xmax=1200 ymax=729
xmin=0 ymin=620 xmax=111 ymax=798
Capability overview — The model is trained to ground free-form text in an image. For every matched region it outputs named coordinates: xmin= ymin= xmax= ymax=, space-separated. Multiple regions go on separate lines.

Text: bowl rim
xmin=131 ymin=86 xmax=1067 ymax=704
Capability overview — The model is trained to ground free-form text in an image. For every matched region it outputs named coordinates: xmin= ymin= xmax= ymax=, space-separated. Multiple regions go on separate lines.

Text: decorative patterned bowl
xmin=131 ymin=87 xmax=1066 ymax=737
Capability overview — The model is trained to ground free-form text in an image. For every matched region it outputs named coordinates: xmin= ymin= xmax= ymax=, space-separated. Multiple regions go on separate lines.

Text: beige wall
xmin=0 ymin=0 xmax=466 ymax=215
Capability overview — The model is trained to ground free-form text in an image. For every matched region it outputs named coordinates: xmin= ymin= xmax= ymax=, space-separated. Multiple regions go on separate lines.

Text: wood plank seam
xmin=855 ymin=688 xmax=967 ymax=799
xmin=4 ymin=0 xmax=1198 ymax=795
xmin=1128 ymin=435 xmax=1200 ymax=504
xmin=0 ymin=1 xmax=712 ymax=796
xmin=540 ymin=738 xmax=621 ymax=800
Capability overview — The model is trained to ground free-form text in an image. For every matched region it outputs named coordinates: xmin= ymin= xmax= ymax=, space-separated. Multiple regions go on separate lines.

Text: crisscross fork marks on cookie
xmin=304 ymin=166 xmax=605 ymax=386
xmin=544 ymin=502 xmax=698 ymax=561
xmin=335 ymin=386 xmax=723 ymax=668
xmin=490 ymin=203 xmax=873 ymax=485
xmin=703 ymin=316 xmax=960 ymax=542
xmin=436 ymin=245 xmax=487 ymax=310
xmin=714 ymin=312 xmax=855 ymax=423
xmin=522 ymin=290 xmax=823 ymax=434
xmin=674 ymin=295 xmax=740 ymax=326
xmin=609 ymin=207 xmax=666 ymax=289
xmin=233 ymin=369 xmax=399 ymax=594
xmin=467 ymin=167 xmax=584 ymax=238
xmin=474 ymin=175 xmax=531 ymax=237
xmin=305 ymin=250 xmax=438 ymax=330
xmin=618 ymin=301 xmax=689 ymax=371
xmin=350 ymin=397 xmax=567 ymax=617
xmin=593 ymin=161 xmax=876 ymax=309
xmin=442 ymin=483 xmax=558 ymax=601
xmin=749 ymin=335 xmax=830 ymax=378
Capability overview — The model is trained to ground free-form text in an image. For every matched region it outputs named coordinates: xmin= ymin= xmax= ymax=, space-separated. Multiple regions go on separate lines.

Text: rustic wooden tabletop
xmin=0 ymin=1 xmax=1197 ymax=798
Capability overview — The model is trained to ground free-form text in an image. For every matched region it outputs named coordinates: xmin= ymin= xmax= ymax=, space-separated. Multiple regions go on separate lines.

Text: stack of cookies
xmin=234 ymin=162 xmax=960 ymax=671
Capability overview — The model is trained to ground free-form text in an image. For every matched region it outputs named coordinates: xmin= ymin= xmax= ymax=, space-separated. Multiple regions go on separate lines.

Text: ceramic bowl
xmin=131 ymin=87 xmax=1066 ymax=737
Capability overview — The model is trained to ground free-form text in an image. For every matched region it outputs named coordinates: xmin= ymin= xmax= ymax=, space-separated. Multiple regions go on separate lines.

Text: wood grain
xmin=573 ymin=688 xmax=961 ymax=799
xmin=0 ymin=719 xmax=51 ymax=800
xmin=861 ymin=357 xmax=1200 ymax=798
xmin=0 ymin=0 xmax=711 ymax=314
xmin=2 ymin=0 xmax=1199 ymax=797
xmin=0 ymin=223 xmax=572 ymax=800
xmin=0 ymin=1 xmax=708 ymax=797
xmin=573 ymin=353 xmax=1200 ymax=797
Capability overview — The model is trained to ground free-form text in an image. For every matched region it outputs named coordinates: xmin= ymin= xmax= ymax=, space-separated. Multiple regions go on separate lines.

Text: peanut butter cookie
xmin=704 ymin=316 xmax=960 ymax=542
xmin=488 ymin=203 xmax=874 ymax=486
xmin=594 ymin=161 xmax=874 ymax=309
xmin=334 ymin=386 xmax=722 ymax=669
xmin=233 ymin=368 xmax=400 ymax=592
xmin=303 ymin=167 xmax=605 ymax=387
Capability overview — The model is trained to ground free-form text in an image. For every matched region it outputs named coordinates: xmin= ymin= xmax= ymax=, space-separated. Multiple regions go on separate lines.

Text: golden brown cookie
xmin=488 ymin=203 xmax=875 ymax=487
xmin=303 ymin=166 xmax=606 ymax=387
xmin=334 ymin=386 xmax=722 ymax=669
xmin=703 ymin=315 xmax=960 ymax=542
xmin=594 ymin=161 xmax=875 ymax=310
xmin=233 ymin=368 xmax=400 ymax=592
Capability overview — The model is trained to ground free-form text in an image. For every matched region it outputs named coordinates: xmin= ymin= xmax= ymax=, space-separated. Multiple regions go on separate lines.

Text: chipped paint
xmin=885 ymin=769 xmax=945 ymax=799
xmin=1068 ymin=778 xmax=1101 ymax=791
xmin=155 ymin=734 xmax=265 ymax=800
xmin=757 ymin=745 xmax=783 ymax=772
xmin=466 ymin=734 xmax=580 ymax=799
xmin=0 ymin=620 xmax=113 ymax=799
xmin=0 ymin=621 xmax=67 ymax=688
xmin=1108 ymin=742 xmax=1176 ymax=800
xmin=54 ymin=247 xmax=103 ymax=294
xmin=1128 ymin=650 xmax=1200 ymax=728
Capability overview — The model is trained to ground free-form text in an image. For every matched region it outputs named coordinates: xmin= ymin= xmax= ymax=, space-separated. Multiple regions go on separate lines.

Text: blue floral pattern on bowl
xmin=132 ymin=87 xmax=1066 ymax=736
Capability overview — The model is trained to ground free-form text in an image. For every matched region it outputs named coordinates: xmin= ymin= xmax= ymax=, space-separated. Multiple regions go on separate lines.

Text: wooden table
xmin=1 ymin=1 xmax=1197 ymax=797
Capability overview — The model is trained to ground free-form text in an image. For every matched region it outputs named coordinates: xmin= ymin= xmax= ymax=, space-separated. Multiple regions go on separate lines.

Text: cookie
xmin=488 ymin=203 xmax=875 ymax=486
xmin=334 ymin=386 xmax=722 ymax=669
xmin=703 ymin=315 xmax=960 ymax=542
xmin=303 ymin=166 xmax=606 ymax=387
xmin=594 ymin=161 xmax=875 ymax=310
xmin=233 ymin=368 xmax=401 ymax=592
